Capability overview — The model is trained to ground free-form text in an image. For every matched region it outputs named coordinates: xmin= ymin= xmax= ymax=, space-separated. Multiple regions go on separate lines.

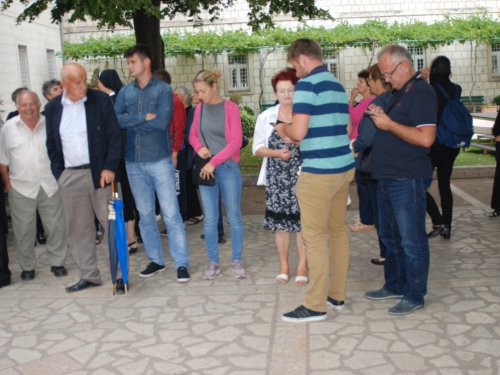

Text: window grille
xmin=492 ymin=44 xmax=500 ymax=76
xmin=18 ymin=45 xmax=31 ymax=88
xmin=228 ymin=54 xmax=249 ymax=90
xmin=407 ymin=46 xmax=425 ymax=72
xmin=47 ymin=49 xmax=56 ymax=79
xmin=323 ymin=50 xmax=339 ymax=78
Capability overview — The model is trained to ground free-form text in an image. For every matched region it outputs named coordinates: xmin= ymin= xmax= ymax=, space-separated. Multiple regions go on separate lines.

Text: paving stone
xmin=0 ymin=209 xmax=499 ymax=373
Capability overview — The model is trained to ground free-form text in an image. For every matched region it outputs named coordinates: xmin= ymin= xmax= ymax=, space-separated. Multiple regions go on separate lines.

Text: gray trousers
xmin=58 ymin=169 xmax=114 ymax=284
xmin=9 ymin=187 xmax=67 ymax=271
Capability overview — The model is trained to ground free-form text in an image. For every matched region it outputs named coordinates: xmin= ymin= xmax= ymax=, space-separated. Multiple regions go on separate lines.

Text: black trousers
xmin=0 ymin=182 xmax=11 ymax=282
xmin=426 ymin=143 xmax=460 ymax=230
xmin=491 ymin=142 xmax=500 ymax=211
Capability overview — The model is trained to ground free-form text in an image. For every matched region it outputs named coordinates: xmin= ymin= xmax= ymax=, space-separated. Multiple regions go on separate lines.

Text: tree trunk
xmin=132 ymin=0 xmax=165 ymax=71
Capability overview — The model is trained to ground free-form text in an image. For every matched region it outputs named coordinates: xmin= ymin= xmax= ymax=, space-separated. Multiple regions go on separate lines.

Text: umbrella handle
xmin=111 ymin=181 xmax=116 ymax=196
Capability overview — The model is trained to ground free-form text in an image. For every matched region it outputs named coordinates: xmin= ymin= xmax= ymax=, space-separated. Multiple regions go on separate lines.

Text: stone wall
xmin=79 ymin=41 xmax=499 ymax=116
xmin=63 ymin=0 xmax=500 ymax=114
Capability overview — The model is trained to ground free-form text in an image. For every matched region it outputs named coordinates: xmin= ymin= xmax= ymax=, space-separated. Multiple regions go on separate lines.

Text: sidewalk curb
xmin=241 ymin=166 xmax=496 ymax=186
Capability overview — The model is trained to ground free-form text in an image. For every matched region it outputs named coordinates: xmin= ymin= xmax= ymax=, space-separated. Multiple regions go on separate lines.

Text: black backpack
xmin=434 ymin=83 xmax=474 ymax=148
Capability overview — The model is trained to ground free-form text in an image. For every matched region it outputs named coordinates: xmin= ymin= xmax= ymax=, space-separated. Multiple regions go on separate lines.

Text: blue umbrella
xmin=113 ymin=197 xmax=129 ymax=294
xmin=107 ymin=193 xmax=118 ymax=295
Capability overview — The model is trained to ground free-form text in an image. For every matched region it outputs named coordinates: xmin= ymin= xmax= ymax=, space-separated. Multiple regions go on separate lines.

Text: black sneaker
xmin=282 ymin=305 xmax=327 ymax=323
xmin=139 ymin=262 xmax=165 ymax=278
xmin=176 ymin=267 xmax=191 ymax=283
xmin=201 ymin=234 xmax=227 ymax=244
xmin=327 ymin=296 xmax=345 ymax=310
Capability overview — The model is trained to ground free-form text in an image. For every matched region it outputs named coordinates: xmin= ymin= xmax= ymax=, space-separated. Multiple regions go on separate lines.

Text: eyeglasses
xmin=380 ymin=62 xmax=402 ymax=80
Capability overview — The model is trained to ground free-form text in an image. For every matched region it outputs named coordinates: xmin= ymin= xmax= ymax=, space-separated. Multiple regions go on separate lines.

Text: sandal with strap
xmin=489 ymin=210 xmax=500 ymax=217
xmin=128 ymin=241 xmax=138 ymax=254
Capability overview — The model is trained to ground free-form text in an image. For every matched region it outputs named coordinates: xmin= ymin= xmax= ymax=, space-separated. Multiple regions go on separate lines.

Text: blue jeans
xmin=199 ymin=160 xmax=243 ymax=263
xmin=217 ymin=196 xmax=225 ymax=235
xmin=126 ymin=158 xmax=189 ymax=269
xmin=378 ymin=178 xmax=432 ymax=305
xmin=367 ymin=181 xmax=386 ymax=258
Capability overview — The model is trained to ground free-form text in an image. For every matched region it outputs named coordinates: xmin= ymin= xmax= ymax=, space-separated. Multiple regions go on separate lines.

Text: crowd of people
xmin=0 ymin=39 xmax=498 ymax=323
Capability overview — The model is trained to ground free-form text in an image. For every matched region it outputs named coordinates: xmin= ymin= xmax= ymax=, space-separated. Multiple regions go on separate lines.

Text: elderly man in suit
xmin=45 ymin=63 xmax=122 ymax=293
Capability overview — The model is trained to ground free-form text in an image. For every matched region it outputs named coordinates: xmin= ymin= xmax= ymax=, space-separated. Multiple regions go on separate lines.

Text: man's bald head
xmin=61 ymin=63 xmax=88 ymax=102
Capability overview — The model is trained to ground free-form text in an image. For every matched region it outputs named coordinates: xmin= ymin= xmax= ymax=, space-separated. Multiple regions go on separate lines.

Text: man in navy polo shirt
xmin=365 ymin=45 xmax=437 ymax=315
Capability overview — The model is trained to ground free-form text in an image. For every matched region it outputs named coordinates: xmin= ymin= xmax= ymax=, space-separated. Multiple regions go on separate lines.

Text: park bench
xmin=469 ymin=133 xmax=496 ymax=154
xmin=460 ymin=96 xmax=484 ymax=112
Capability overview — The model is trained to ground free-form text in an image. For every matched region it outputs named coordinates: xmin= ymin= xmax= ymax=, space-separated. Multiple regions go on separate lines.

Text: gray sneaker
xmin=365 ymin=288 xmax=403 ymax=300
xmin=388 ymin=299 xmax=424 ymax=316
xmin=232 ymin=260 xmax=246 ymax=279
xmin=203 ymin=262 xmax=220 ymax=280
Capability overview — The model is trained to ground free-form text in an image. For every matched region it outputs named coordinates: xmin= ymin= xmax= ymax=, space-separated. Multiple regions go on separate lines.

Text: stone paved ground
xmin=0 ymin=181 xmax=499 ymax=374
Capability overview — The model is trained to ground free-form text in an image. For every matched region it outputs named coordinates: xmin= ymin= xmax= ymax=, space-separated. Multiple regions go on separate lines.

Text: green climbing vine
xmin=62 ymin=9 xmax=500 ymax=60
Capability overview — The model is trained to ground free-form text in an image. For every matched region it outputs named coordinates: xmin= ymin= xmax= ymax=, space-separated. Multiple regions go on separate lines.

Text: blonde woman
xmin=189 ymin=70 xmax=245 ymax=280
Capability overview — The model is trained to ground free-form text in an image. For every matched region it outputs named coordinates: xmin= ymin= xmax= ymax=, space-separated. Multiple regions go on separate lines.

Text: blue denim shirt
xmin=114 ymin=76 xmax=173 ymax=163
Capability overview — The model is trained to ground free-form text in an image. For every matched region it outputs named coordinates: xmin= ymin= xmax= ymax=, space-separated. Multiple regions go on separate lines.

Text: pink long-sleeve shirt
xmin=349 ymin=95 xmax=376 ymax=140
xmin=189 ymin=100 xmax=242 ymax=167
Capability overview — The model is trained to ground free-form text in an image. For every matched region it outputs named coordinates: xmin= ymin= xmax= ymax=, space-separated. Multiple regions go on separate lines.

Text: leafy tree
xmin=0 ymin=0 xmax=332 ymax=70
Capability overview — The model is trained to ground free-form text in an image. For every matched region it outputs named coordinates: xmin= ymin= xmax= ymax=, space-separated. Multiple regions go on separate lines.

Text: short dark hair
xmin=11 ymin=87 xmax=28 ymax=102
xmin=368 ymin=64 xmax=392 ymax=91
xmin=41 ymin=79 xmax=61 ymax=100
xmin=124 ymin=44 xmax=153 ymax=62
xmin=271 ymin=68 xmax=299 ymax=92
xmin=153 ymin=69 xmax=172 ymax=85
xmin=357 ymin=69 xmax=370 ymax=84
xmin=288 ymin=38 xmax=323 ymax=62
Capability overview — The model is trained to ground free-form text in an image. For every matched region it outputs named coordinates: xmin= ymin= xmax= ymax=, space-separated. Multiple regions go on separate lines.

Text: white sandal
xmin=276 ymin=274 xmax=289 ymax=284
xmin=295 ymin=276 xmax=309 ymax=286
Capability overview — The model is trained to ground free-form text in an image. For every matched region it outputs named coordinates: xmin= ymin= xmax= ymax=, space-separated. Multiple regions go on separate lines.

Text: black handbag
xmin=192 ymin=105 xmax=215 ymax=186
xmin=359 ymin=147 xmax=376 ymax=184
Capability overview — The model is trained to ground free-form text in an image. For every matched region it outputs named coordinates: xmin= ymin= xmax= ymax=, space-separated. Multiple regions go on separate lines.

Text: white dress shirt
xmin=0 ymin=115 xmax=59 ymax=199
xmin=60 ymin=91 xmax=90 ymax=167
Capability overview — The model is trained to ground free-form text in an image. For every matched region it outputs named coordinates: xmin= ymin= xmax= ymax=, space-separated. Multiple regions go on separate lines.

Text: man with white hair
xmin=364 ymin=45 xmax=437 ymax=315
xmin=0 ymin=90 xmax=68 ymax=281
xmin=45 ymin=63 xmax=122 ymax=293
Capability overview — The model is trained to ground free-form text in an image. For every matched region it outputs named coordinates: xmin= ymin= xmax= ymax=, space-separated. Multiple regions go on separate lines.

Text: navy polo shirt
xmin=371 ymin=74 xmax=437 ymax=180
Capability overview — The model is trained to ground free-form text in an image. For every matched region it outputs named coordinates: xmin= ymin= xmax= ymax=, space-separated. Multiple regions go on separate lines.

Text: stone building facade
xmin=0 ymin=3 xmax=63 ymax=117
xmin=2 ymin=0 xmax=500 ymax=115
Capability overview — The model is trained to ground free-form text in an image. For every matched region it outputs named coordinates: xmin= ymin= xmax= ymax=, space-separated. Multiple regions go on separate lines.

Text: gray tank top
xmin=199 ymin=101 xmax=227 ymax=157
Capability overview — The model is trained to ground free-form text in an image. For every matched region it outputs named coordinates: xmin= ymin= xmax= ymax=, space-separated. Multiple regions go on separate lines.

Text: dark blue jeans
xmin=356 ymin=170 xmax=374 ymax=225
xmin=367 ymin=181 xmax=386 ymax=259
xmin=378 ymin=178 xmax=432 ymax=305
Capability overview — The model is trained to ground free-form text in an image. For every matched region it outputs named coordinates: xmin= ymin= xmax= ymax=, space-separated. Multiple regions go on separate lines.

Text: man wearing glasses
xmin=364 ymin=45 xmax=437 ymax=315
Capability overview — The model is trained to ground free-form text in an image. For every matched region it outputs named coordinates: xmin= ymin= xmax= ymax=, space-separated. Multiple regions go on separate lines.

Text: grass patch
xmin=240 ymin=139 xmax=495 ymax=174
xmin=455 ymin=147 xmax=495 ymax=166
xmin=240 ymin=138 xmax=262 ymax=174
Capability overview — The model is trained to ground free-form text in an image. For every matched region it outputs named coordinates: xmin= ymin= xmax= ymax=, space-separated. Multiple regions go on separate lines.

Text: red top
xmin=170 ymin=95 xmax=186 ymax=152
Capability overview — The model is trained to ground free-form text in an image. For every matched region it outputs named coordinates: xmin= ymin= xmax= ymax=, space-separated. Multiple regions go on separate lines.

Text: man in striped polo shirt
xmin=276 ymin=39 xmax=355 ymax=322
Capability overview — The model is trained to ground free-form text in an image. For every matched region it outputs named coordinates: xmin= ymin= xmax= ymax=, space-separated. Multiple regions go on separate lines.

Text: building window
xmin=407 ymin=46 xmax=426 ymax=72
xmin=228 ymin=54 xmax=249 ymax=90
xmin=491 ymin=43 xmax=500 ymax=77
xmin=323 ymin=50 xmax=339 ymax=79
xmin=47 ymin=49 xmax=56 ymax=79
xmin=18 ymin=45 xmax=31 ymax=88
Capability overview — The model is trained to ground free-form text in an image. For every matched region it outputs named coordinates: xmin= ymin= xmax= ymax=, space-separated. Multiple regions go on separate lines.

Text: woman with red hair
xmin=253 ymin=68 xmax=308 ymax=286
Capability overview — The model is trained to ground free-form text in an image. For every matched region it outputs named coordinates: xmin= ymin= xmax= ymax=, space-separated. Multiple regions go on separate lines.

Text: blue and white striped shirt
xmin=293 ymin=65 xmax=354 ymax=174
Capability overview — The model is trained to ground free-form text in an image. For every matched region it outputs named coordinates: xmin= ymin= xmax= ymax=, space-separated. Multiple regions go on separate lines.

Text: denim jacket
xmin=114 ymin=76 xmax=173 ymax=163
